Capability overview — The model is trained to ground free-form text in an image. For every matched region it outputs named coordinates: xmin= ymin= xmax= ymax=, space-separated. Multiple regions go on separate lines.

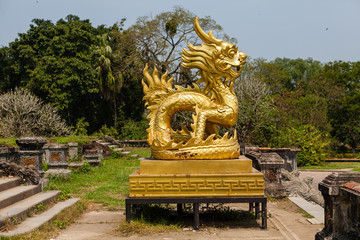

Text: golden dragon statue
xmin=142 ymin=17 xmax=247 ymax=160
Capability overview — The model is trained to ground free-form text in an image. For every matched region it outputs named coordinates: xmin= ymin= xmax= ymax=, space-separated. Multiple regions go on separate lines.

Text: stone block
xmin=68 ymin=142 xmax=78 ymax=160
xmin=316 ymin=172 xmax=360 ymax=240
xmin=44 ymin=144 xmax=68 ymax=169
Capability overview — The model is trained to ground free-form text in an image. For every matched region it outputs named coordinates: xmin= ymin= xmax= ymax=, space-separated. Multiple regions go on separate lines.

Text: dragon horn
xmin=194 ymin=17 xmax=222 ymax=45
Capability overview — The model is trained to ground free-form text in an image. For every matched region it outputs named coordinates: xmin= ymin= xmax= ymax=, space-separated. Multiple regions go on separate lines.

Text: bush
xmin=93 ymin=124 xmax=118 ymax=137
xmin=0 ymin=89 xmax=71 ymax=137
xmin=276 ymin=124 xmax=330 ymax=166
xmin=118 ymin=119 xmax=147 ymax=140
xmin=72 ymin=117 xmax=89 ymax=136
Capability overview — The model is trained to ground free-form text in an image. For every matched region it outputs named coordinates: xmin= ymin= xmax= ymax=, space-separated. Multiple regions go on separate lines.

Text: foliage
xmin=94 ymin=124 xmax=119 ymax=137
xmin=118 ymin=119 xmax=148 ymax=140
xmin=94 ymin=31 xmax=123 ymax=127
xmin=131 ymin=6 xmax=230 ymax=84
xmin=72 ymin=117 xmax=89 ymax=136
xmin=325 ymin=61 xmax=360 ymax=152
xmin=7 ymin=15 xmax=104 ymax=129
xmin=0 ymin=89 xmax=71 ymax=137
xmin=73 ymin=161 xmax=92 ymax=174
xmin=276 ymin=124 xmax=330 ymax=166
xmin=233 ymin=58 xmax=276 ymax=145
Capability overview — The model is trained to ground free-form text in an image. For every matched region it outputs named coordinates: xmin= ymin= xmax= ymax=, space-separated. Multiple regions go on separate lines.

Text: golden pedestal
xmin=129 ymin=156 xmax=264 ymax=198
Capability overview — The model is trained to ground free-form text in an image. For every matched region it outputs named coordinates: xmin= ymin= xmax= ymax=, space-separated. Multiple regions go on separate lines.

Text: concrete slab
xmin=76 ymin=210 xmax=123 ymax=224
xmin=288 ymin=196 xmax=324 ymax=224
xmin=56 ymin=223 xmax=120 ymax=240
xmin=0 ymin=198 xmax=80 ymax=237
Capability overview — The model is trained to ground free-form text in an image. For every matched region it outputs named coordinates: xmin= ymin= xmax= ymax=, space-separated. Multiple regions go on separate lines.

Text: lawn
xmin=45 ymin=155 xmax=140 ymax=208
xmin=299 ymin=162 xmax=360 ymax=170
xmin=127 ymin=147 xmax=151 ymax=158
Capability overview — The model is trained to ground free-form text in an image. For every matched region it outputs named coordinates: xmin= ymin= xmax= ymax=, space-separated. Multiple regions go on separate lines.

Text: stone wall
xmin=316 ymin=172 xmax=360 ymax=240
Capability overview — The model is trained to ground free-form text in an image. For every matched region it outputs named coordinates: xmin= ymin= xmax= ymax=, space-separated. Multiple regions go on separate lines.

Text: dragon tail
xmin=142 ymin=64 xmax=174 ymax=144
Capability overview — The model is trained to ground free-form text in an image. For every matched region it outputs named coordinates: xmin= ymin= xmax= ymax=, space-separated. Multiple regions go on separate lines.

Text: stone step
xmin=68 ymin=162 xmax=84 ymax=169
xmin=0 ymin=177 xmax=22 ymax=192
xmin=88 ymin=160 xmax=101 ymax=167
xmin=0 ymin=190 xmax=62 ymax=226
xmin=121 ymin=151 xmax=131 ymax=155
xmin=47 ymin=162 xmax=68 ymax=169
xmin=112 ymin=148 xmax=124 ymax=152
xmin=44 ymin=169 xmax=72 ymax=179
xmin=0 ymin=184 xmax=41 ymax=209
xmin=131 ymin=154 xmax=140 ymax=158
xmin=0 ymin=198 xmax=80 ymax=237
xmin=107 ymin=144 xmax=118 ymax=148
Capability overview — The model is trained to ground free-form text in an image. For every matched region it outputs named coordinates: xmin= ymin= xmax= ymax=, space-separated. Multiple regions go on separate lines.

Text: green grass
xmin=48 ymin=135 xmax=97 ymax=145
xmin=0 ymin=135 xmax=97 ymax=148
xmin=0 ymin=138 xmax=17 ymax=147
xmin=127 ymin=148 xmax=151 ymax=158
xmin=45 ymin=155 xmax=140 ymax=208
xmin=299 ymin=162 xmax=360 ymax=170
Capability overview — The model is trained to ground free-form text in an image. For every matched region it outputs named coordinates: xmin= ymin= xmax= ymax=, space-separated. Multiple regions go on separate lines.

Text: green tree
xmin=8 ymin=15 xmax=106 ymax=130
xmin=324 ymin=61 xmax=360 ymax=152
xmin=94 ymin=33 xmax=123 ymax=127
xmin=98 ymin=23 xmax=145 ymax=131
xmin=131 ymin=6 xmax=230 ymax=84
xmin=0 ymin=47 xmax=18 ymax=92
xmin=276 ymin=124 xmax=330 ymax=166
xmin=233 ymin=58 xmax=276 ymax=145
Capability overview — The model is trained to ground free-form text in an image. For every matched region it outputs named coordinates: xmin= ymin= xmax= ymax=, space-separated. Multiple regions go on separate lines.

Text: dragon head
xmin=181 ymin=17 xmax=247 ymax=82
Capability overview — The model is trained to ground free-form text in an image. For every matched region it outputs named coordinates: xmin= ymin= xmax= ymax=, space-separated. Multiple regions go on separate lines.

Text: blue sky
xmin=0 ymin=0 xmax=359 ymax=62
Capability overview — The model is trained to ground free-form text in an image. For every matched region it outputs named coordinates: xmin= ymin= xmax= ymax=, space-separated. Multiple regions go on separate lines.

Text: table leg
xmin=126 ymin=201 xmax=131 ymax=222
xmin=177 ymin=203 xmax=183 ymax=216
xmin=194 ymin=202 xmax=200 ymax=230
xmin=261 ymin=201 xmax=267 ymax=229
xmin=249 ymin=202 xmax=254 ymax=213
xmin=255 ymin=202 xmax=260 ymax=219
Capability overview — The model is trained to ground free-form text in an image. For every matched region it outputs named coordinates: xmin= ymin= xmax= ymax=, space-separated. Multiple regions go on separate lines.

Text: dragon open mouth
xmin=229 ymin=65 xmax=241 ymax=77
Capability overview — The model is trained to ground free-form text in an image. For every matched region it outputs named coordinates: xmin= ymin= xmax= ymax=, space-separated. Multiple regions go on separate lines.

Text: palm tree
xmin=95 ymin=34 xmax=123 ymax=128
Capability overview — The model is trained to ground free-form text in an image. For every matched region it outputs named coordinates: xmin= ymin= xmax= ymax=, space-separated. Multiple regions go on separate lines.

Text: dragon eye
xmin=228 ymin=50 xmax=236 ymax=58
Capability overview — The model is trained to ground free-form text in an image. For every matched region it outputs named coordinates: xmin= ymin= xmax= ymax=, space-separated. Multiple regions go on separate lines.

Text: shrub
xmin=0 ymin=89 xmax=71 ymax=137
xmin=72 ymin=117 xmax=89 ymax=136
xmin=276 ymin=124 xmax=330 ymax=166
xmin=118 ymin=119 xmax=147 ymax=140
xmin=93 ymin=124 xmax=118 ymax=137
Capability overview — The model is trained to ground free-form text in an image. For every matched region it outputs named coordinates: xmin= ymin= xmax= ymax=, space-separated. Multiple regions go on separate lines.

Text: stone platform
xmin=129 ymin=157 xmax=264 ymax=198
